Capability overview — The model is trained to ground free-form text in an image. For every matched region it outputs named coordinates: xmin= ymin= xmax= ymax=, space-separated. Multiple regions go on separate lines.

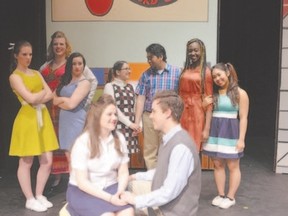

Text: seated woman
xmin=65 ymin=94 xmax=134 ymax=216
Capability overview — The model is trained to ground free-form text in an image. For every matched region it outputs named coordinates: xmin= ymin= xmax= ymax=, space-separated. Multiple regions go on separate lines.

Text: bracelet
xmin=109 ymin=195 xmax=113 ymax=203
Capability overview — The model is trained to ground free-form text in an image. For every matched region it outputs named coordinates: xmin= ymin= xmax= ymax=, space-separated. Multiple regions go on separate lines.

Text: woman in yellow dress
xmin=9 ymin=41 xmax=59 ymax=212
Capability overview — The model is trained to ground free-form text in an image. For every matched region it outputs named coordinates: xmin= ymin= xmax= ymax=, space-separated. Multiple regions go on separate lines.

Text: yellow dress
xmin=9 ymin=70 xmax=59 ymax=156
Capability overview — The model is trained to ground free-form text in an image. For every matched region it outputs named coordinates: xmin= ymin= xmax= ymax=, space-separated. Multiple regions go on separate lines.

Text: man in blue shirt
xmin=134 ymin=43 xmax=181 ymax=170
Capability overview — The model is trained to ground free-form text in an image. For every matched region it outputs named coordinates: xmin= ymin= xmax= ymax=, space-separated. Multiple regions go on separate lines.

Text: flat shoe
xmin=36 ymin=195 xmax=53 ymax=208
xmin=25 ymin=199 xmax=47 ymax=212
xmin=212 ymin=195 xmax=225 ymax=206
xmin=219 ymin=198 xmax=236 ymax=209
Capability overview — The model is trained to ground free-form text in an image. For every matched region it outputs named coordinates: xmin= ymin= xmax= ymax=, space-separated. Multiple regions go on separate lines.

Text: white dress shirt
xmin=69 ymin=131 xmax=129 ymax=189
xmin=134 ymin=124 xmax=194 ymax=209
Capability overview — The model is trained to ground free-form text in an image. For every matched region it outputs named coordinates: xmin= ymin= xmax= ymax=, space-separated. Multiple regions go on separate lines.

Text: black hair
xmin=146 ymin=43 xmax=167 ymax=62
xmin=182 ymin=38 xmax=208 ymax=94
xmin=56 ymin=52 xmax=86 ymax=96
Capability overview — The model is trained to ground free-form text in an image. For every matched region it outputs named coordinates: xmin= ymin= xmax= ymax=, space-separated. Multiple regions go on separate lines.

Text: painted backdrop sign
xmin=52 ymin=0 xmax=208 ymax=21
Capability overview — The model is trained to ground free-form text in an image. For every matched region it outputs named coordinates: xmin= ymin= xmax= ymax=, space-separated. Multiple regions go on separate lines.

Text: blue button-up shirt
xmin=135 ymin=63 xmax=181 ymax=112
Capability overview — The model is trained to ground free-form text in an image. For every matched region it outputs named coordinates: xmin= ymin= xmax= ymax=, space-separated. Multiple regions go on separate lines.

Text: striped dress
xmin=202 ymin=94 xmax=244 ymax=159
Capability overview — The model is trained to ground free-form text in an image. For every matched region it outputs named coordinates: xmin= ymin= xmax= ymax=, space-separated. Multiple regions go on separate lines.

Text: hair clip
xmin=8 ymin=43 xmax=15 ymax=50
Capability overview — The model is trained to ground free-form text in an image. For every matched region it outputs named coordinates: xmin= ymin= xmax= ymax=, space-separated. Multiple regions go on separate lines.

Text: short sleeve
xmin=135 ymin=72 xmax=147 ymax=95
xmin=70 ymin=132 xmax=91 ymax=170
xmin=117 ymin=132 xmax=130 ymax=164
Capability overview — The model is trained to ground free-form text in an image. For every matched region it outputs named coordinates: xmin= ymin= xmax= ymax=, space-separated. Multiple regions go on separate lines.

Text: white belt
xmin=212 ymin=112 xmax=237 ymax=119
xmin=21 ymin=101 xmax=46 ymax=130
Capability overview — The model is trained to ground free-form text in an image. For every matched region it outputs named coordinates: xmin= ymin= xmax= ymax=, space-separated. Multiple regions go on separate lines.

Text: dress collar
xmin=113 ymin=78 xmax=127 ymax=87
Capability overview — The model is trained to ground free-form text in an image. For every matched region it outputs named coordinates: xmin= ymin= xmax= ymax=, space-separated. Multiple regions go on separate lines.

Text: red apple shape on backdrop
xmin=85 ymin=0 xmax=114 ymax=16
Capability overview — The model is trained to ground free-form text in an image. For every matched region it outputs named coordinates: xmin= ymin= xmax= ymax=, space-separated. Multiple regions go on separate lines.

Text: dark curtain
xmin=218 ymin=0 xmax=281 ymax=167
xmin=0 ymin=0 xmax=46 ymax=175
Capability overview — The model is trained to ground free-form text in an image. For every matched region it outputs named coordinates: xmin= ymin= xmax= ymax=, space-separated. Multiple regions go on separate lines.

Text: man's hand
xmin=202 ymin=95 xmax=213 ymax=108
xmin=110 ymin=193 xmax=128 ymax=206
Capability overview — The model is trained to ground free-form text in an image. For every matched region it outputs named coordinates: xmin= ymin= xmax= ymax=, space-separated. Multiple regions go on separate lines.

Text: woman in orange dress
xmin=179 ymin=38 xmax=213 ymax=152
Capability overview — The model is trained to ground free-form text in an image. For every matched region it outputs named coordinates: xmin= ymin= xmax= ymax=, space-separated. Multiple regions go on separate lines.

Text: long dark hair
xmin=181 ymin=38 xmax=208 ymax=94
xmin=83 ymin=94 xmax=123 ymax=158
xmin=212 ymin=62 xmax=240 ymax=107
xmin=9 ymin=40 xmax=32 ymax=73
xmin=56 ymin=52 xmax=86 ymax=96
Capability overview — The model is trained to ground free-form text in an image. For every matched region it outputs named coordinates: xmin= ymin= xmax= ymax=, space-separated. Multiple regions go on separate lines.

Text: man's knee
xmin=128 ymin=180 xmax=152 ymax=195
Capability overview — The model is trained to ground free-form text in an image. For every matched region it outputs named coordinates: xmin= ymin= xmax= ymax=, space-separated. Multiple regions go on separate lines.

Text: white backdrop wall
xmin=46 ymin=0 xmax=218 ymax=68
xmin=276 ymin=14 xmax=288 ymax=174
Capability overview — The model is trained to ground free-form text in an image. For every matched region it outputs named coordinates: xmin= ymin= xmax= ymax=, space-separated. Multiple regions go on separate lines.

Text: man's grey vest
xmin=151 ymin=129 xmax=201 ymax=216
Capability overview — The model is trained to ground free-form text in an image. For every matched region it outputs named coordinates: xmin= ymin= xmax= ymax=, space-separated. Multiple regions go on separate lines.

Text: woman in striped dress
xmin=202 ymin=63 xmax=249 ymax=209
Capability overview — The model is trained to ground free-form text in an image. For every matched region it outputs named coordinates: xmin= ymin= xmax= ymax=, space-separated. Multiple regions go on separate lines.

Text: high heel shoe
xmin=44 ymin=180 xmax=62 ymax=198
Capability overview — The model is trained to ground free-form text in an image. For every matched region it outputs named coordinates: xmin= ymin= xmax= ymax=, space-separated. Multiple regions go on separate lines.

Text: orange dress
xmin=179 ymin=66 xmax=213 ymax=151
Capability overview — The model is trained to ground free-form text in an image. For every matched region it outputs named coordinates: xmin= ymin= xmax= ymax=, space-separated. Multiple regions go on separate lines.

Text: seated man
xmin=121 ymin=90 xmax=201 ymax=216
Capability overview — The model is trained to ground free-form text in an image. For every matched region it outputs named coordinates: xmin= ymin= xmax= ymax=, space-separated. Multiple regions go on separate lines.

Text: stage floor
xmin=1 ymin=155 xmax=287 ymax=216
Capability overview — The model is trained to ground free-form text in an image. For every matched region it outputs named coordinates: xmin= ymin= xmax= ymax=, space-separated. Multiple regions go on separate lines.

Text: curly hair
xmin=47 ymin=31 xmax=72 ymax=61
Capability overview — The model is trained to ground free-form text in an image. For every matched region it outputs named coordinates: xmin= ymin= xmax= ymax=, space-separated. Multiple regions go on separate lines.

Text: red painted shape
xmin=284 ymin=0 xmax=288 ymax=17
xmin=85 ymin=0 xmax=113 ymax=16
xmin=130 ymin=0 xmax=177 ymax=8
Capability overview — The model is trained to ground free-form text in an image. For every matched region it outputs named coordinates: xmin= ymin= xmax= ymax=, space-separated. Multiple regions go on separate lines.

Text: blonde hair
xmin=47 ymin=31 xmax=72 ymax=61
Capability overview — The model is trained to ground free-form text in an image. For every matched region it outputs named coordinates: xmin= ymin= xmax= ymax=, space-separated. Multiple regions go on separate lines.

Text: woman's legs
xmin=212 ymin=158 xmax=226 ymax=196
xmin=226 ymin=159 xmax=241 ymax=199
xmin=80 ymin=208 xmax=134 ymax=216
xmin=101 ymin=213 xmax=115 ymax=216
xmin=35 ymin=151 xmax=52 ymax=196
xmin=17 ymin=156 xmax=34 ymax=199
xmin=116 ymin=207 xmax=134 ymax=216
xmin=100 ymin=207 xmax=135 ymax=216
